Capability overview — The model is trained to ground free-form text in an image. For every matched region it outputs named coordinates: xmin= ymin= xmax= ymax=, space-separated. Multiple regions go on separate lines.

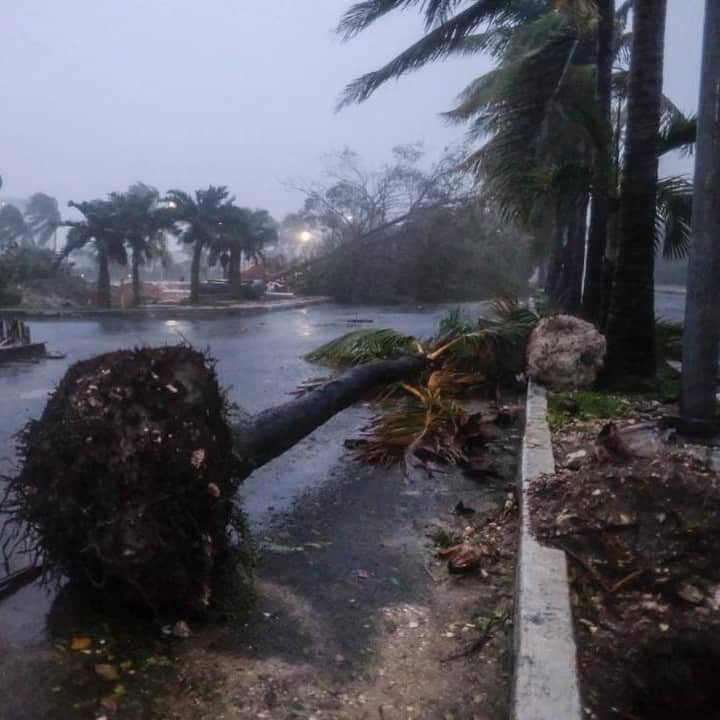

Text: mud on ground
xmin=530 ymin=401 xmax=720 ymax=720
xmin=162 ymin=429 xmax=521 ymax=720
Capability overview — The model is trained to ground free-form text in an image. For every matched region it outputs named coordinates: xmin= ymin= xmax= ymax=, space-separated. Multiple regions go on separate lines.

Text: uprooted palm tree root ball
xmin=2 ymin=346 xmax=252 ymax=614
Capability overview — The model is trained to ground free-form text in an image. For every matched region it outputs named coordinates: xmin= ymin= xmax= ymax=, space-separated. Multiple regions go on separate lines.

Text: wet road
xmin=0 ymin=301 xmax=489 ymax=650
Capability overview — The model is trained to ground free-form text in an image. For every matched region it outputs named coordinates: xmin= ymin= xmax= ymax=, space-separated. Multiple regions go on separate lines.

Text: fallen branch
xmin=442 ymin=614 xmax=509 ymax=663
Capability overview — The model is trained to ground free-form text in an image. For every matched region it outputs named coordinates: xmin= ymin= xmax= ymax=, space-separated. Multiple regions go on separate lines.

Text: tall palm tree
xmin=166 ymin=186 xmax=233 ymax=305
xmin=239 ymin=209 xmax=277 ymax=285
xmin=25 ymin=193 xmax=62 ymax=250
xmin=582 ymin=0 xmax=615 ymax=322
xmin=111 ymin=183 xmax=170 ymax=307
xmin=680 ymin=0 xmax=720 ymax=430
xmin=61 ymin=199 xmax=127 ymax=308
xmin=210 ymin=207 xmax=278 ymax=299
xmin=604 ymin=0 xmax=668 ymax=386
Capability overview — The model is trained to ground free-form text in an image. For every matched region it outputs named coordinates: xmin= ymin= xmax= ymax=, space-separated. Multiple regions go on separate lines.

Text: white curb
xmin=511 ymin=380 xmax=582 ymax=720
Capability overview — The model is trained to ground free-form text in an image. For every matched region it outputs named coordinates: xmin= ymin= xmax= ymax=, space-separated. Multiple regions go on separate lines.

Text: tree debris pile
xmin=2 ymin=346 xmax=250 ymax=614
xmin=307 ymin=302 xmax=534 ymax=468
xmin=436 ymin=492 xmax=518 ymax=574
xmin=529 ymin=407 xmax=720 ymax=719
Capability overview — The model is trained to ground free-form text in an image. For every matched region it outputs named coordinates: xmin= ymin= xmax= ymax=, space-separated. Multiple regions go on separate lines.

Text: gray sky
xmin=1 ymin=0 xmax=705 ymax=219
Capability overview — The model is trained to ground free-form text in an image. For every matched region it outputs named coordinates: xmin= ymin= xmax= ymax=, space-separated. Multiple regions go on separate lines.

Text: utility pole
xmin=680 ymin=0 xmax=720 ymax=432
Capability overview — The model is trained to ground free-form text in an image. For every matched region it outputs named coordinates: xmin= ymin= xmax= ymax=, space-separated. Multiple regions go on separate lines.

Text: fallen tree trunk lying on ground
xmin=1 ymin=346 xmax=427 ymax=613
xmin=233 ymin=355 xmax=427 ymax=474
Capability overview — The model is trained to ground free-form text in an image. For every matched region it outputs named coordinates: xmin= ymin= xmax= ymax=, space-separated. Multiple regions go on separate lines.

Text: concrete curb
xmin=0 ymin=297 xmax=331 ymax=321
xmin=511 ymin=380 xmax=582 ymax=720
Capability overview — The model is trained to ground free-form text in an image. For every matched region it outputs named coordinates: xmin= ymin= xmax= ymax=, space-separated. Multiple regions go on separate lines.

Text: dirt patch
xmin=530 ymin=402 xmax=720 ymax=720
xmin=159 ymin=427 xmax=521 ymax=720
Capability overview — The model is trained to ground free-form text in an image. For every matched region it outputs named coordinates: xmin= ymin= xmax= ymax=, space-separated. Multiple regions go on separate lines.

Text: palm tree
xmin=210 ymin=207 xmax=278 ymax=299
xmin=680 ymin=0 xmax=720 ymax=431
xmin=25 ymin=193 xmax=62 ymax=250
xmin=582 ymin=0 xmax=615 ymax=322
xmin=166 ymin=187 xmax=232 ymax=305
xmin=237 ymin=209 xmax=277 ymax=289
xmin=604 ymin=0 xmax=668 ymax=387
xmin=111 ymin=183 xmax=171 ymax=307
xmin=61 ymin=199 xmax=127 ymax=308
xmin=0 ymin=204 xmax=31 ymax=248
xmin=338 ymin=2 xmax=603 ymax=314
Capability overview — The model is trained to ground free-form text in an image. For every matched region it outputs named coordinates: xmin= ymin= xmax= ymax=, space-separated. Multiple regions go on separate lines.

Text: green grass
xmin=547 ymin=390 xmax=633 ymax=430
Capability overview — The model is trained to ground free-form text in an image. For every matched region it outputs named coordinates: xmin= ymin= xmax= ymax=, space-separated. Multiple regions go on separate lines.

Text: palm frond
xmin=353 ymin=384 xmax=467 ymax=466
xmin=655 ymin=175 xmax=693 ymax=261
xmin=428 ymin=298 xmax=537 ymax=378
xmin=338 ymin=1 xmax=520 ymax=107
xmin=305 ymin=328 xmax=418 ymax=367
xmin=58 ymin=225 xmax=90 ymax=259
xmin=338 ymin=0 xmax=531 ymax=40
xmin=658 ymin=112 xmax=697 ymax=157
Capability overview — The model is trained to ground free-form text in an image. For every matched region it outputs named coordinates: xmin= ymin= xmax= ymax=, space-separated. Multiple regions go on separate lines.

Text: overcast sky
xmin=0 ymin=0 xmax=705 ymax=219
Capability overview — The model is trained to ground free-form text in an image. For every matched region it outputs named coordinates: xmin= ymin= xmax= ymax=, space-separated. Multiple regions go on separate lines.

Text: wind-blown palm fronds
xmin=353 ymin=383 xmax=468 ymax=466
xmin=25 ymin=194 xmax=62 ymax=248
xmin=658 ymin=112 xmax=697 ymax=157
xmin=305 ymin=328 xmax=418 ymax=367
xmin=443 ymin=11 xmax=604 ymax=224
xmin=337 ymin=0 xmax=545 ymax=107
xmin=655 ymin=176 xmax=692 ymax=260
xmin=429 ymin=299 xmax=538 ymax=378
xmin=0 ymin=204 xmax=31 ymax=248
xmin=306 ymin=302 xmax=534 ymax=469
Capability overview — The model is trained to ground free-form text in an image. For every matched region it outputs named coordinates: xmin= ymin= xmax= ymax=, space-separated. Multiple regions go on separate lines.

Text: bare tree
xmin=277 ymin=145 xmax=473 ymax=278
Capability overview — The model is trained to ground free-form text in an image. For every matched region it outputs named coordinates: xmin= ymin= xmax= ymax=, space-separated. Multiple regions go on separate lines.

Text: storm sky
xmin=1 ymin=1 xmax=705 ymax=219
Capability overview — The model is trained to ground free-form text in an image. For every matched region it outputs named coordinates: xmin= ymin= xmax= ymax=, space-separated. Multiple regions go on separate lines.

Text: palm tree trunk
xmin=582 ymin=0 xmax=615 ymax=324
xmin=605 ymin=0 xmax=667 ymax=387
xmin=190 ymin=240 xmax=203 ymax=305
xmin=131 ymin=245 xmax=142 ymax=307
xmin=680 ymin=0 xmax=720 ymax=430
xmin=96 ymin=240 xmax=112 ymax=309
xmin=228 ymin=246 xmax=242 ymax=300
xmin=233 ymin=355 xmax=427 ymax=476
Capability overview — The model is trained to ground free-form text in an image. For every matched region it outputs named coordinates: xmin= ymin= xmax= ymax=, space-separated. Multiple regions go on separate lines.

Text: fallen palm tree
xmin=0 ymin=302 xmax=538 ymax=614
